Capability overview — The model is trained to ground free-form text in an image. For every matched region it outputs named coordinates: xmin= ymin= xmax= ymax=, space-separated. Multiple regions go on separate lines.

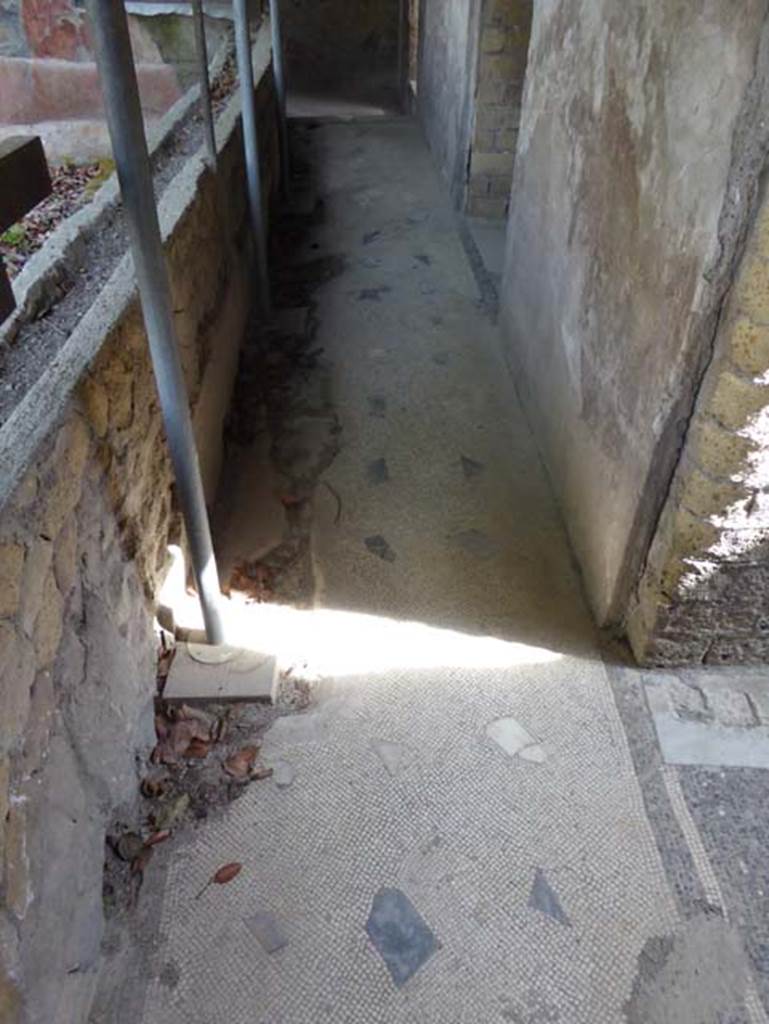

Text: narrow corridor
xmin=134 ymin=119 xmax=763 ymax=1024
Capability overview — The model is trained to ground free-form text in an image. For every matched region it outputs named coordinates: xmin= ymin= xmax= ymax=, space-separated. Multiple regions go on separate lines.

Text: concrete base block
xmin=163 ymin=642 xmax=278 ymax=703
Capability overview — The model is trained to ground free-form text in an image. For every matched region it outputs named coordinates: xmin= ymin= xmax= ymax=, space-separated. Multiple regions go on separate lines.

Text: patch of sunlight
xmin=158 ymin=546 xmax=562 ymax=677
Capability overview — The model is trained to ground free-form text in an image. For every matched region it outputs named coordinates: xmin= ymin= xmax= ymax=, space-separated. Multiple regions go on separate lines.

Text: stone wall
xmin=629 ymin=176 xmax=769 ymax=665
xmin=279 ymin=0 xmax=400 ymax=106
xmin=417 ymin=0 xmax=480 ymax=206
xmin=466 ymin=0 xmax=531 ymax=220
xmin=500 ymin=0 xmax=769 ymax=650
xmin=0 ymin=34 xmax=280 ymax=1023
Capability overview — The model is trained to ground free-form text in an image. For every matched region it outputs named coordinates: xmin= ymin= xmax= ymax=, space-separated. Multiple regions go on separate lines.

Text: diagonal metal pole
xmin=233 ymin=0 xmax=271 ymax=316
xmin=191 ymin=0 xmax=218 ymax=170
xmin=86 ymin=0 xmax=225 ymax=645
xmin=268 ymin=0 xmax=290 ymax=199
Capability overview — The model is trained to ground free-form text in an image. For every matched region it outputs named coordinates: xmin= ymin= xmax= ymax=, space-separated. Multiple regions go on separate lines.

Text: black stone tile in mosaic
xmin=366 ymin=458 xmax=389 ymax=485
xmin=365 ymin=888 xmax=438 ymax=988
xmin=529 ymin=868 xmax=571 ymax=926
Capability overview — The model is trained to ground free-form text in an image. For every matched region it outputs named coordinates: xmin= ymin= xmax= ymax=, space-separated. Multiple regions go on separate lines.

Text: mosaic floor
xmin=139 ymin=119 xmax=766 ymax=1023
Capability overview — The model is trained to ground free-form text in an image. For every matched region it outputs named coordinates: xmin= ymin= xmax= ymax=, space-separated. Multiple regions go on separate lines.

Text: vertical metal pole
xmin=192 ymin=0 xmax=218 ymax=170
xmin=268 ymin=0 xmax=290 ymax=199
xmin=86 ymin=0 xmax=225 ymax=646
xmin=233 ymin=0 xmax=271 ymax=316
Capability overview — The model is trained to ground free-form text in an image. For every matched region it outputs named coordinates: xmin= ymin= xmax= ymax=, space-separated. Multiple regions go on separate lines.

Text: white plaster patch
xmin=652 ymin=713 xmax=769 ymax=769
xmin=371 ymin=739 xmax=409 ymax=776
xmin=486 ymin=717 xmax=547 ymax=762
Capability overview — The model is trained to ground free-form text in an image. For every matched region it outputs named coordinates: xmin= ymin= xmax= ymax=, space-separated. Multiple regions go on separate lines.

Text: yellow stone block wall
xmin=466 ymin=0 xmax=533 ymax=218
xmin=0 ymin=61 xmax=281 ymax=1022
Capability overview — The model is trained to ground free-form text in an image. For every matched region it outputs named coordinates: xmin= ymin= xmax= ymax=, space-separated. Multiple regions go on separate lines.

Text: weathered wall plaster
xmin=500 ymin=0 xmax=769 ymax=648
xmin=279 ymin=0 xmax=400 ymax=105
xmin=466 ymin=0 xmax=531 ymax=219
xmin=417 ymin=0 xmax=481 ymax=206
xmin=629 ymin=163 xmax=769 ymax=664
xmin=0 ymin=34 xmax=280 ymax=1022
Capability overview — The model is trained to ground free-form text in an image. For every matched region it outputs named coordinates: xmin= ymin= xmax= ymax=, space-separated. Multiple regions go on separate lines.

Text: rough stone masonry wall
xmin=466 ymin=0 xmax=531 ymax=220
xmin=629 ymin=179 xmax=769 ymax=665
xmin=500 ymin=0 xmax=769 ymax=649
xmin=0 ymin=50 xmax=280 ymax=1024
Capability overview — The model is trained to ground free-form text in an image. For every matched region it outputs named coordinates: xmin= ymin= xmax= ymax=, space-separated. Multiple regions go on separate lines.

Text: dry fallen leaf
xmin=195 ymin=861 xmax=242 ymax=899
xmin=154 ymin=718 xmax=212 ymax=764
xmin=185 ymin=737 xmax=211 ymax=759
xmin=229 ymin=561 xmax=274 ymax=602
xmin=144 ymin=829 xmax=171 ymax=848
xmin=131 ymin=846 xmax=153 ymax=876
xmin=140 ymin=774 xmax=168 ymax=799
xmin=223 ymin=745 xmax=260 ymax=779
xmin=170 ymin=704 xmax=213 ymax=726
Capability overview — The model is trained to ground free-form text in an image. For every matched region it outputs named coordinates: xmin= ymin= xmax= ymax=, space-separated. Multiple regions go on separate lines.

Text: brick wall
xmin=466 ymin=0 xmax=532 ymax=219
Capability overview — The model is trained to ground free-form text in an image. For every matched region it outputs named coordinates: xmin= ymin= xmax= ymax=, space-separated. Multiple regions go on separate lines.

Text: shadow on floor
xmin=208 ymin=119 xmax=607 ymax=664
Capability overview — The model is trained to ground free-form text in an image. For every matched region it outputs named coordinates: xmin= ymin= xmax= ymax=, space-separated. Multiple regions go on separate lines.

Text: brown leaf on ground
xmin=186 ymin=737 xmax=211 ymax=759
xmin=168 ymin=704 xmax=213 ymax=726
xmin=252 ymin=767 xmax=274 ymax=782
xmin=154 ymin=718 xmax=212 ymax=764
xmin=223 ymin=745 xmax=260 ymax=779
xmin=131 ymin=846 xmax=154 ymax=876
xmin=140 ymin=774 xmax=168 ymax=799
xmin=228 ymin=561 xmax=274 ymax=602
xmin=196 ymin=861 xmax=243 ymax=899
xmin=144 ymin=829 xmax=171 ymax=848
xmin=213 ymin=862 xmax=242 ymax=884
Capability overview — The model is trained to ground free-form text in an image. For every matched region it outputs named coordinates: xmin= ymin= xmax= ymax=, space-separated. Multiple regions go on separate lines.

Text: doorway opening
xmin=280 ymin=0 xmax=403 ymax=118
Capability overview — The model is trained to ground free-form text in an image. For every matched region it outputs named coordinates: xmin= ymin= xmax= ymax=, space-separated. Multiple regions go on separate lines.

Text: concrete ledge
xmin=0 ymin=26 xmax=272 ymax=517
xmin=125 ymin=1 xmax=234 ymax=17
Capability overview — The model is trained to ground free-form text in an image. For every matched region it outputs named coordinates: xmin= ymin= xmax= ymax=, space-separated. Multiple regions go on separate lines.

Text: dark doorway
xmin=280 ymin=0 xmax=403 ymax=117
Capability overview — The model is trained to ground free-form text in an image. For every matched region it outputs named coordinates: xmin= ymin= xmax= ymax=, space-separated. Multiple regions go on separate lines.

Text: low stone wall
xmin=466 ymin=0 xmax=531 ymax=220
xmin=0 ymin=27 xmax=280 ymax=1024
